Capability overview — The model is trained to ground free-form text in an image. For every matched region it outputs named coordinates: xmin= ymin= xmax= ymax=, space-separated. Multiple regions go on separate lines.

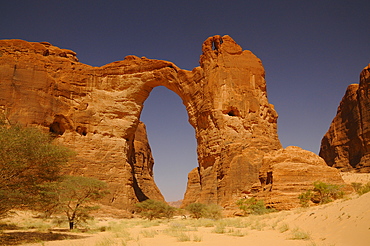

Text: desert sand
xmin=1 ymin=173 xmax=369 ymax=246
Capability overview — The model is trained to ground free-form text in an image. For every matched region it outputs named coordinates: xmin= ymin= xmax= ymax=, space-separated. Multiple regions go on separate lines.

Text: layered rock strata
xmin=320 ymin=65 xmax=370 ymax=172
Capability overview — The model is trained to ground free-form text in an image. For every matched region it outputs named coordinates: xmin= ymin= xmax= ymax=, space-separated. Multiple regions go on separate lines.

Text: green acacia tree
xmin=0 ymin=119 xmax=74 ymax=217
xmin=39 ymin=176 xmax=109 ymax=229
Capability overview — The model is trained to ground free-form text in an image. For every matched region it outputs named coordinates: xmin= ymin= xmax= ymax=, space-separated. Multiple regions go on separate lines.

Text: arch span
xmin=92 ymin=35 xmax=282 ymax=207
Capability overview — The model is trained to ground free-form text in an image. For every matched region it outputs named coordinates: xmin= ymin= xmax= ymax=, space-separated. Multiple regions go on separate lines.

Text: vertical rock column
xmin=182 ymin=35 xmax=282 ymax=207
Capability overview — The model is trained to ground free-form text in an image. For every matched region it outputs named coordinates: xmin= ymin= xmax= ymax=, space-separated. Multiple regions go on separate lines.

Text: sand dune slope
xmin=283 ymin=192 xmax=370 ymax=246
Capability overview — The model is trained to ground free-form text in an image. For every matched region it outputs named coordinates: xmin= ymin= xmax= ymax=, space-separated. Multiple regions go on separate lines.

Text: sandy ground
xmin=2 ymin=173 xmax=369 ymax=246
xmin=340 ymin=172 xmax=370 ymax=184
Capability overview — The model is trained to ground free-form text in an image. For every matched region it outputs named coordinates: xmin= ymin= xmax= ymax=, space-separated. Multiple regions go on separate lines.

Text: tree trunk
xmin=69 ymin=221 xmax=74 ymax=230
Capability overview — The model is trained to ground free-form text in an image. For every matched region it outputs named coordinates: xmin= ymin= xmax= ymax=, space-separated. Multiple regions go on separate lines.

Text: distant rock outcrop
xmin=0 ymin=36 xmax=349 ymax=211
xmin=320 ymin=65 xmax=370 ymax=172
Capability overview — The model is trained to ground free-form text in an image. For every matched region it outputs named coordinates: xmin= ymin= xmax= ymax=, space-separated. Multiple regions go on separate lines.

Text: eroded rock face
xmin=320 ymin=65 xmax=370 ymax=172
xmin=1 ymin=36 xmax=344 ymax=211
xmin=257 ymin=146 xmax=346 ymax=210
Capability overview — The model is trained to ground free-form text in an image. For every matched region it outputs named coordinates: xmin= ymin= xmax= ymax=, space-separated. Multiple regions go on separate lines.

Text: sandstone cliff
xmin=320 ymin=65 xmax=370 ymax=172
xmin=0 ymin=36 xmax=348 ymax=211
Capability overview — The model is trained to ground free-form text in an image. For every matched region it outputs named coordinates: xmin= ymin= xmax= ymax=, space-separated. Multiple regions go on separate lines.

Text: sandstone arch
xmin=0 ymin=35 xmax=281 ymax=210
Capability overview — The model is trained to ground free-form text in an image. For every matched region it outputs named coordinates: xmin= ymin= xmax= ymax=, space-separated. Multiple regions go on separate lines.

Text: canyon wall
xmin=320 ymin=65 xmax=370 ymax=172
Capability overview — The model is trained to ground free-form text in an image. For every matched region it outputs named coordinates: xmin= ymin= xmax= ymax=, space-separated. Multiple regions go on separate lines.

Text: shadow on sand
xmin=0 ymin=230 xmax=89 ymax=245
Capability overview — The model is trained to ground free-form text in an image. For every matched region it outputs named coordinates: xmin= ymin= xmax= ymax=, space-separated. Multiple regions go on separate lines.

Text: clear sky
xmin=2 ymin=1 xmax=369 ymax=202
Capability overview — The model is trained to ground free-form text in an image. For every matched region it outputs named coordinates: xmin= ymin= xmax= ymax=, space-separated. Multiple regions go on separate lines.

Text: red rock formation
xmin=0 ymin=36 xmax=348 ymax=211
xmin=320 ymin=65 xmax=370 ymax=172
xmin=0 ymin=36 xmax=282 ymax=209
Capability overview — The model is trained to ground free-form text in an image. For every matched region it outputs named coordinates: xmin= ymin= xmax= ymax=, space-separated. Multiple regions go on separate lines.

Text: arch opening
xmin=140 ymin=86 xmax=198 ymax=203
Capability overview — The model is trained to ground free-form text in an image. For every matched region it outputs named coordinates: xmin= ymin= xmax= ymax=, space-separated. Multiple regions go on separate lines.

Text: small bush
xmin=185 ymin=203 xmax=208 ymax=219
xmin=140 ymin=219 xmax=162 ymax=228
xmin=192 ymin=233 xmax=203 ymax=242
xmin=212 ymin=224 xmax=226 ymax=234
xmin=168 ymin=222 xmax=188 ymax=231
xmin=176 ymin=232 xmax=191 ymax=242
xmin=228 ymin=229 xmax=248 ymax=237
xmin=236 ymin=197 xmax=275 ymax=215
xmin=135 ymin=199 xmax=176 ymax=220
xmin=351 ymin=182 xmax=363 ymax=192
xmin=95 ymin=236 xmax=116 ymax=246
xmin=140 ymin=229 xmax=158 ymax=238
xmin=278 ymin=223 xmax=289 ymax=233
xmin=205 ymin=204 xmax=223 ymax=220
xmin=299 ymin=181 xmax=344 ymax=206
xmin=298 ymin=190 xmax=313 ymax=207
xmin=189 ymin=218 xmax=215 ymax=227
xmin=185 ymin=203 xmax=223 ymax=220
xmin=352 ymin=182 xmax=370 ymax=195
xmin=164 ymin=224 xmax=192 ymax=242
xmin=220 ymin=218 xmax=245 ymax=228
xmin=289 ymin=228 xmax=311 ymax=240
xmin=250 ymin=220 xmax=267 ymax=231
xmin=313 ymin=181 xmax=344 ymax=204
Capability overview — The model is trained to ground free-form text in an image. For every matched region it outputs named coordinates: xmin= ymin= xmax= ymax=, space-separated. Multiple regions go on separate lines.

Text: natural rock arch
xmin=0 ymin=35 xmax=281 ymax=209
xmin=116 ymin=35 xmax=282 ymax=207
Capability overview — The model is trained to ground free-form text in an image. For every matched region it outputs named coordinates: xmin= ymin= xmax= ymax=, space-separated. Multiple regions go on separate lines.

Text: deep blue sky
xmin=2 ymin=1 xmax=369 ymax=201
